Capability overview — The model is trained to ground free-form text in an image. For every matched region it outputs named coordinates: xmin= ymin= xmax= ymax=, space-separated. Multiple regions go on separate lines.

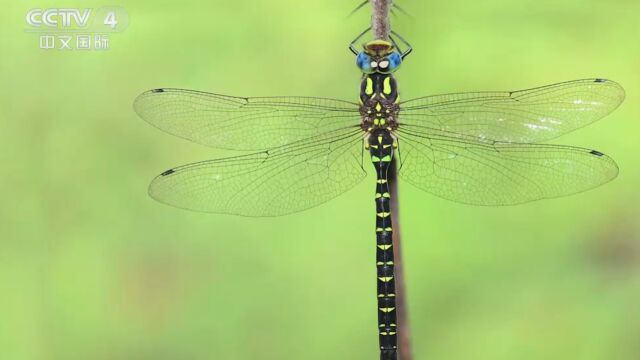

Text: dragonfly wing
xmin=134 ymin=88 xmax=361 ymax=150
xmin=399 ymin=79 xmax=624 ymax=143
xmin=149 ymin=127 xmax=366 ymax=216
xmin=395 ymin=128 xmax=618 ymax=205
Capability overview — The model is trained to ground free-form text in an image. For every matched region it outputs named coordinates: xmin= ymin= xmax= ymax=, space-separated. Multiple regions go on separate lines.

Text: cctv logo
xmin=26 ymin=8 xmax=92 ymax=28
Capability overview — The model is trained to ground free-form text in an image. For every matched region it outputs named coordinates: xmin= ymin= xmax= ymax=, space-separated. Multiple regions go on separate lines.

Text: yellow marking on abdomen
xmin=379 ymin=293 xmax=396 ymax=298
xmin=376 ymin=261 xmax=394 ymax=266
xmin=376 ymin=260 xmax=394 ymax=266
xmin=379 ymin=307 xmax=396 ymax=313
xmin=378 ymin=244 xmax=392 ymax=250
xmin=375 ymin=192 xmax=391 ymax=199
xmin=371 ymin=155 xmax=391 ymax=162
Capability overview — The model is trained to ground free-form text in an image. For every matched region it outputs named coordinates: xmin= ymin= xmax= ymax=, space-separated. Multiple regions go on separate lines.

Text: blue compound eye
xmin=378 ymin=52 xmax=402 ymax=73
xmin=388 ymin=52 xmax=402 ymax=70
xmin=356 ymin=52 xmax=375 ymax=73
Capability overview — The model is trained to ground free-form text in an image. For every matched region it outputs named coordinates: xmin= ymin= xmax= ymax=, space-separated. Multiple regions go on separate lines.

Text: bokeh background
xmin=2 ymin=0 xmax=639 ymax=359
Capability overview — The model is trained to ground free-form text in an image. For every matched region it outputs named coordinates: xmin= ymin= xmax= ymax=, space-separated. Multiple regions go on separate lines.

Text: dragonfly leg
xmin=390 ymin=30 xmax=413 ymax=59
xmin=388 ymin=35 xmax=402 ymax=54
xmin=350 ymin=26 xmax=372 ymax=55
xmin=349 ymin=0 xmax=370 ymax=17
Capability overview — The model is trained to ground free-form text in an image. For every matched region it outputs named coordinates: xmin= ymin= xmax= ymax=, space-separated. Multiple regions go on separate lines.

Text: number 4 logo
xmin=104 ymin=11 xmax=118 ymax=29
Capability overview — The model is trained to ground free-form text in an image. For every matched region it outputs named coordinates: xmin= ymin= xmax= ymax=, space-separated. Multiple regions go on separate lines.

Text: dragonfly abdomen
xmin=369 ymin=129 xmax=398 ymax=360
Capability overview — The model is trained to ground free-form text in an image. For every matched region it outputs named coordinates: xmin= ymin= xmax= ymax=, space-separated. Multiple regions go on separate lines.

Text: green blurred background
xmin=2 ymin=0 xmax=639 ymax=359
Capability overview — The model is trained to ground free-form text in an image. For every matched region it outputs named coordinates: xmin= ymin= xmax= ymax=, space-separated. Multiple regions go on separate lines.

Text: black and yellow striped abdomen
xmin=369 ymin=129 xmax=398 ymax=360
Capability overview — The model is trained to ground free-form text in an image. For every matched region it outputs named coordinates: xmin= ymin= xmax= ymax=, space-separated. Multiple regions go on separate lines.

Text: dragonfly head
xmin=356 ymin=40 xmax=402 ymax=74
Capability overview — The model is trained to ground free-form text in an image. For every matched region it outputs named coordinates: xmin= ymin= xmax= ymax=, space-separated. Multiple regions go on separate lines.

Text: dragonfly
xmin=134 ymin=29 xmax=624 ymax=360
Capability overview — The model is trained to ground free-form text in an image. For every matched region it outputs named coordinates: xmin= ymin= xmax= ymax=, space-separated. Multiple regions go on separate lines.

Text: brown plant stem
xmin=371 ymin=0 xmax=392 ymax=40
xmin=388 ymin=158 xmax=413 ymax=360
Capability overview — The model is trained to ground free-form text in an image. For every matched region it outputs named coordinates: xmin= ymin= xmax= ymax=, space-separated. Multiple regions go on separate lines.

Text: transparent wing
xmin=134 ymin=88 xmax=361 ymax=151
xmin=149 ymin=127 xmax=366 ymax=216
xmin=395 ymin=127 xmax=618 ymax=205
xmin=399 ymin=79 xmax=624 ymax=143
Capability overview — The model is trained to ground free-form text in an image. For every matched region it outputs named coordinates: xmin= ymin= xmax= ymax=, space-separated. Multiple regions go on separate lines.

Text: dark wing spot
xmin=590 ymin=150 xmax=605 ymax=156
xmin=151 ymin=89 xmax=165 ymax=93
xmin=594 ymin=78 xmax=607 ymax=83
xmin=161 ymin=169 xmax=176 ymax=176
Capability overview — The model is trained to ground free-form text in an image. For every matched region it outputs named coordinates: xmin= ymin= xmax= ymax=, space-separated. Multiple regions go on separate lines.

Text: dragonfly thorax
xmin=360 ymin=73 xmax=400 ymax=132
